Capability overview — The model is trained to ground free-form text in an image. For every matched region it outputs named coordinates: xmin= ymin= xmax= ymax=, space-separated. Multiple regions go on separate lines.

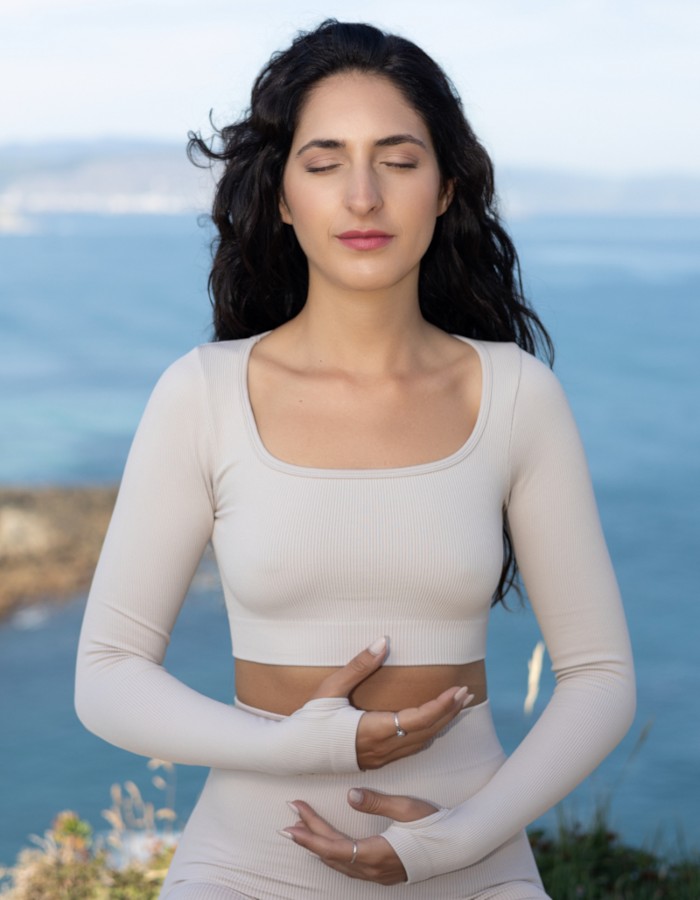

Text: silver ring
xmin=393 ymin=711 xmax=407 ymax=737
xmin=349 ymin=840 xmax=358 ymax=864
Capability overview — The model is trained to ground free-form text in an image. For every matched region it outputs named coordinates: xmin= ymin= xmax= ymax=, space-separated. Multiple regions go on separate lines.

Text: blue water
xmin=1 ymin=213 xmax=699 ymax=870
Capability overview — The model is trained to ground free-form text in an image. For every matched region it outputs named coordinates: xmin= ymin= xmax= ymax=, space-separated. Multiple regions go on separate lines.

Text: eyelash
xmin=305 ymin=162 xmax=418 ymax=173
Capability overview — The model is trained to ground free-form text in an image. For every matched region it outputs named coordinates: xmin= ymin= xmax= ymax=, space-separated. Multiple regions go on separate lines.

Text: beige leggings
xmin=159 ymin=700 xmax=550 ymax=900
xmin=162 ymin=881 xmax=549 ymax=899
xmin=163 ymin=886 xmax=253 ymax=899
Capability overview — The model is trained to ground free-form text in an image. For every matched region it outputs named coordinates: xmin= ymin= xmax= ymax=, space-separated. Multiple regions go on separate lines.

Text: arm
xmin=74 ymin=350 xmax=362 ymax=774
xmin=75 ymin=350 xmax=466 ymax=775
xmin=380 ymin=351 xmax=636 ymax=881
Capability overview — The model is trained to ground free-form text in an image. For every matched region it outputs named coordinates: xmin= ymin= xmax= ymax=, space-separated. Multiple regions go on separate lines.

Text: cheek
xmin=405 ymin=185 xmax=445 ymax=244
xmin=401 ymin=173 xmax=444 ymax=215
xmin=279 ymin=171 xmax=295 ymax=225
xmin=279 ymin=165 xmax=310 ymax=226
xmin=279 ymin=199 xmax=292 ymax=226
xmin=280 ymin=180 xmax=327 ymax=233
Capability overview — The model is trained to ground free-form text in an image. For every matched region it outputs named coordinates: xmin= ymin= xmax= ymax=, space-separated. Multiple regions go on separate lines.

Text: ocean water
xmin=0 ymin=213 xmax=699 ymax=871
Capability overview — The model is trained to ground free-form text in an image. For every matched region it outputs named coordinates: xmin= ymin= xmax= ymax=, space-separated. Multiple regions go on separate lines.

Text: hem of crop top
xmin=229 ymin=616 xmax=490 ymax=667
xmin=239 ymin=331 xmax=493 ymax=479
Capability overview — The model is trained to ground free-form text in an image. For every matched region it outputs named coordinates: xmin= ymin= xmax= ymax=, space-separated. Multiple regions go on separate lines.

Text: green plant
xmin=530 ymin=809 xmax=700 ymax=899
xmin=0 ymin=761 xmax=178 ymax=899
xmin=2 ymin=749 xmax=698 ymax=898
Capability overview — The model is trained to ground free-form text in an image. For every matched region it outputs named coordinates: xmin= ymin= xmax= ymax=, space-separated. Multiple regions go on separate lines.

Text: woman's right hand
xmin=308 ymin=637 xmax=473 ymax=771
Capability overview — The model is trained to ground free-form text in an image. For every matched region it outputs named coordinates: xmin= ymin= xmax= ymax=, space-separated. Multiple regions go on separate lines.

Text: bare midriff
xmin=235 ymin=659 xmax=488 ymax=716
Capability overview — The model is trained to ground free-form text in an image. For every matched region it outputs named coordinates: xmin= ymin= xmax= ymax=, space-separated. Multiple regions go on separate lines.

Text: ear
xmin=437 ymin=178 xmax=455 ymax=216
xmin=279 ymin=193 xmax=293 ymax=225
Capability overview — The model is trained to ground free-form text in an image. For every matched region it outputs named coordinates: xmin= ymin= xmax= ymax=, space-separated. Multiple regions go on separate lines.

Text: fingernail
xmin=286 ymin=801 xmax=299 ymax=813
xmin=278 ymin=829 xmax=294 ymax=841
xmin=462 ymin=693 xmax=475 ymax=709
xmin=454 ymin=686 xmax=468 ymax=703
xmin=348 ymin=788 xmax=364 ymax=804
xmin=367 ymin=636 xmax=387 ymax=656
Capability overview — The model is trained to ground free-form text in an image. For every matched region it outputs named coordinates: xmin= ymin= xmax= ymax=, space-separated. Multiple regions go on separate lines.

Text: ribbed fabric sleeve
xmin=381 ymin=351 xmax=636 ymax=882
xmin=74 ymin=349 xmax=363 ymax=774
xmin=75 ymin=333 xmax=635 ymax=856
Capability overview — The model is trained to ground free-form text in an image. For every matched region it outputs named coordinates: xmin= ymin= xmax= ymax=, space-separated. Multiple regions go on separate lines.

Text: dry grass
xmin=0 ymin=761 xmax=177 ymax=899
xmin=1 ymin=756 xmax=698 ymax=898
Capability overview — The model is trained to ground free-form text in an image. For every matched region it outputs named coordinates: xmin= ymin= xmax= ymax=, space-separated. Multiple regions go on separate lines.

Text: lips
xmin=337 ymin=230 xmax=393 ymax=251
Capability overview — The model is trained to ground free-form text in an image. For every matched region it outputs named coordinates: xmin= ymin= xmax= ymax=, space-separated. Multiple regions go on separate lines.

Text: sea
xmin=0 ymin=212 xmax=698 ymax=871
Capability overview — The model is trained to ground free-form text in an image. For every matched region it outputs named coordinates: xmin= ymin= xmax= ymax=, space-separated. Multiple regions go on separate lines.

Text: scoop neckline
xmin=239 ymin=331 xmax=492 ymax=479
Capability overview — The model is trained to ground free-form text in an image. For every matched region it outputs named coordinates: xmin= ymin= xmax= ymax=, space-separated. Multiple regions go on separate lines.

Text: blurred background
xmin=1 ymin=0 xmax=699 ymax=876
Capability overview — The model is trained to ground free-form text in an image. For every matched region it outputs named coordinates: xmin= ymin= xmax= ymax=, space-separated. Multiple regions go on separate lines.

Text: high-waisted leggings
xmin=160 ymin=699 xmax=550 ymax=899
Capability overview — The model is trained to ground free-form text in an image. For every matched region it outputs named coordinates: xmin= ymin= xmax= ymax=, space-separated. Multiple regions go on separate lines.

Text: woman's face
xmin=280 ymin=72 xmax=452 ymax=297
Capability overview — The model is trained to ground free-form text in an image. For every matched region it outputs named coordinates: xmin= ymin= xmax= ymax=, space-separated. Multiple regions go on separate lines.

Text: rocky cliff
xmin=0 ymin=487 xmax=117 ymax=621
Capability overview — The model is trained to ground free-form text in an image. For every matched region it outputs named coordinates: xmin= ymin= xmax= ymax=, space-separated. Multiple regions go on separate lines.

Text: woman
xmin=75 ymin=20 xmax=636 ymax=899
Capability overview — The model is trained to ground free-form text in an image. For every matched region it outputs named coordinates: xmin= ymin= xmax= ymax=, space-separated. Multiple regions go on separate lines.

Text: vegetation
xmin=530 ymin=809 xmax=700 ymax=899
xmin=1 ymin=757 xmax=698 ymax=898
xmin=0 ymin=761 xmax=177 ymax=899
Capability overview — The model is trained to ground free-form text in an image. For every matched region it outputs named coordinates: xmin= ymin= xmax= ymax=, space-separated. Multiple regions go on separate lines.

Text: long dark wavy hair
xmin=188 ymin=19 xmax=554 ymax=605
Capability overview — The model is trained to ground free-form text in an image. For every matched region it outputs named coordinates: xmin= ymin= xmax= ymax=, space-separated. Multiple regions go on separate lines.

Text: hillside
xmin=1 ymin=140 xmax=699 ymax=233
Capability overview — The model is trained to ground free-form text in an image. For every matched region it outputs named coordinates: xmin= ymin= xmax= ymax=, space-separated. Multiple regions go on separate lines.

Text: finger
xmin=405 ymin=690 xmax=476 ymax=742
xmin=282 ymin=805 xmax=357 ymax=868
xmin=355 ymin=690 xmax=471 ymax=771
xmin=366 ymin=703 xmax=471 ymax=766
xmin=287 ymin=800 xmax=346 ymax=840
xmin=347 ymin=788 xmax=439 ymax=822
xmin=310 ymin=637 xmax=389 ymax=699
xmin=394 ymin=685 xmax=473 ymax=735
xmin=282 ymin=825 xmax=354 ymax=865
xmin=358 ymin=686 xmax=468 ymax=748
xmin=281 ymin=826 xmax=408 ymax=885
xmin=359 ymin=686 xmax=471 ymax=762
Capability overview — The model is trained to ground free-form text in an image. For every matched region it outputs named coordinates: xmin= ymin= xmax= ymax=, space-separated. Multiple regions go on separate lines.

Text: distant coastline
xmin=0 ymin=486 xmax=117 ymax=622
xmin=1 ymin=139 xmax=700 ymax=230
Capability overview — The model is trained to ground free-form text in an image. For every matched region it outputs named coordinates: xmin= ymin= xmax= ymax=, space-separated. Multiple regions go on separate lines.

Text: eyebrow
xmin=295 ymin=133 xmax=427 ymax=157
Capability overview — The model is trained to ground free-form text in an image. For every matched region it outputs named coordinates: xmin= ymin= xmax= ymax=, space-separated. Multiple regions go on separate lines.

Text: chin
xmin=326 ymin=263 xmax=421 ymax=295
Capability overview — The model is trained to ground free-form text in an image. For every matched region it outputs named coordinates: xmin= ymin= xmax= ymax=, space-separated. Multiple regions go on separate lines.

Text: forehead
xmin=294 ymin=72 xmax=430 ymax=144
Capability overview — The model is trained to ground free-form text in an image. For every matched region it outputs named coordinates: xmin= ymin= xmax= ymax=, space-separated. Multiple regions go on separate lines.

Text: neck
xmin=287 ymin=278 xmax=433 ymax=376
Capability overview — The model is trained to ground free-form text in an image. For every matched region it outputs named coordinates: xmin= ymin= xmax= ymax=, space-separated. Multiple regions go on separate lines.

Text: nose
xmin=344 ymin=164 xmax=383 ymax=216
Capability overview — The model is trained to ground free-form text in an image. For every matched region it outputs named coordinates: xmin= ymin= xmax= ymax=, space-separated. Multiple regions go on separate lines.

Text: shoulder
xmin=467 ymin=341 xmax=577 ymax=468
xmin=510 ymin=347 xmax=570 ymax=424
xmin=190 ymin=336 xmax=257 ymax=374
xmin=498 ymin=348 xmax=584 ymax=479
xmin=153 ymin=336 xmax=257 ymax=396
xmin=467 ymin=339 xmax=564 ymax=410
xmin=474 ymin=339 xmax=556 ymax=384
xmin=194 ymin=336 xmax=258 ymax=366
xmin=143 ymin=337 xmax=262 ymax=452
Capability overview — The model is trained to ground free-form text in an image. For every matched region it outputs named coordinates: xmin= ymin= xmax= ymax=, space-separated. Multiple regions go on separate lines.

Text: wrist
xmin=380 ymin=807 xmax=451 ymax=883
xmin=283 ymin=697 xmax=364 ymax=774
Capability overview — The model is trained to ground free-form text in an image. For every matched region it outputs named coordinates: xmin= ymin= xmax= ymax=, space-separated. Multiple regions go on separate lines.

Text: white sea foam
xmin=11 ymin=605 xmax=51 ymax=630
xmin=0 ymin=208 xmax=35 ymax=234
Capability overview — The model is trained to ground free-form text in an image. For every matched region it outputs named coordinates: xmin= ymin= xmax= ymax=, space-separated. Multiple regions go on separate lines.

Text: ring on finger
xmin=393 ymin=711 xmax=407 ymax=738
xmin=349 ymin=840 xmax=359 ymax=864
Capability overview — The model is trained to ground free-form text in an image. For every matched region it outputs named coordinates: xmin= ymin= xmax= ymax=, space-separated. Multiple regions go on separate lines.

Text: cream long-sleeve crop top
xmin=75 ymin=333 xmax=635 ymax=879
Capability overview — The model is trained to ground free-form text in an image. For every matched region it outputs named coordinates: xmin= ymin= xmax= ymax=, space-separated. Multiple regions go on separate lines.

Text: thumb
xmin=310 ymin=637 xmax=389 ymax=699
xmin=347 ymin=788 xmax=439 ymax=822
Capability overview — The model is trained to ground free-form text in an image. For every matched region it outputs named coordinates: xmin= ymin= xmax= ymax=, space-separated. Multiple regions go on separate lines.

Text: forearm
xmin=75 ymin=643 xmax=362 ymax=773
xmin=382 ymin=657 xmax=635 ymax=881
xmin=381 ymin=352 xmax=637 ymax=882
xmin=74 ymin=349 xmax=362 ymax=776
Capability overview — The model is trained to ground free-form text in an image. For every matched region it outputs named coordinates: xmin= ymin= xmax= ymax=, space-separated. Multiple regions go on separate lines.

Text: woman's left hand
xmin=281 ymin=789 xmax=439 ymax=885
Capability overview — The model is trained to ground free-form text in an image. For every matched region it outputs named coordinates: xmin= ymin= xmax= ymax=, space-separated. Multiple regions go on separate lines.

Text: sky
xmin=2 ymin=0 xmax=699 ymax=177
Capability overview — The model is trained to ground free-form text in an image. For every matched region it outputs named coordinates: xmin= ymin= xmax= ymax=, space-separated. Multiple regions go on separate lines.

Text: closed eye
xmin=305 ymin=164 xmax=341 ymax=173
xmin=305 ymin=161 xmax=418 ymax=173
